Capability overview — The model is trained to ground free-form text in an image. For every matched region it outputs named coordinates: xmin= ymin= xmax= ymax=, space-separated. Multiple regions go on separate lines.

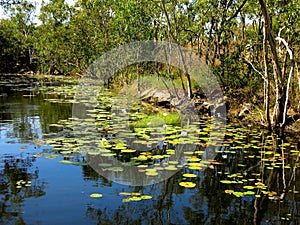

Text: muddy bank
xmin=140 ymin=87 xmax=300 ymax=134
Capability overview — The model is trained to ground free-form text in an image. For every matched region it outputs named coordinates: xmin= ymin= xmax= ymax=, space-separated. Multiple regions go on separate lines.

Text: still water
xmin=0 ymin=74 xmax=300 ymax=225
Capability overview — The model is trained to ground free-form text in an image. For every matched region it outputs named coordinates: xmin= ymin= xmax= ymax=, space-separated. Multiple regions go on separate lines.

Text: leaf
xmin=224 ymin=189 xmax=234 ymax=194
xmin=233 ymin=192 xmax=244 ymax=197
xmin=243 ymin=186 xmax=255 ymax=190
xmin=183 ymin=173 xmax=197 ymax=178
xmin=141 ymin=195 xmax=152 ymax=200
xmin=59 ymin=160 xmax=74 ymax=164
xmin=90 ymin=193 xmax=103 ymax=198
xmin=220 ymin=180 xmax=232 ymax=184
xmin=179 ymin=182 xmax=196 ymax=188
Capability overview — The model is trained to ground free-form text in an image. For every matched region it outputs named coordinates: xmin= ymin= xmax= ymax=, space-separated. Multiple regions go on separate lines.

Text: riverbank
xmin=1 ymin=73 xmax=299 ymax=135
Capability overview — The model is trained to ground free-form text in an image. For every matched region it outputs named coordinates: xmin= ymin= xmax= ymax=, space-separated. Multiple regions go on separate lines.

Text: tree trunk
xmin=161 ymin=0 xmax=193 ymax=98
xmin=262 ymin=21 xmax=271 ymax=131
xmin=258 ymin=0 xmax=285 ymax=133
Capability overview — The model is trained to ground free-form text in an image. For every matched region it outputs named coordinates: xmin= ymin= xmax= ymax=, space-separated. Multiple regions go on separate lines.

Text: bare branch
xmin=243 ymin=57 xmax=274 ymax=90
xmin=276 ymin=36 xmax=294 ymax=127
xmin=226 ymin=0 xmax=248 ymax=22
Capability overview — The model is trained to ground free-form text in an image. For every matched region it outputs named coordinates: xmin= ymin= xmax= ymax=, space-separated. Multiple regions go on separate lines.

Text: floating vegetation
xmin=90 ymin=193 xmax=103 ymax=198
xmin=120 ymin=192 xmax=153 ymax=203
xmin=19 ymin=146 xmax=28 ymax=150
xmin=182 ymin=173 xmax=197 ymax=178
xmin=179 ymin=181 xmax=196 ymax=188
xmin=28 ymin=84 xmax=300 ymax=208
xmin=16 ymin=180 xmax=31 ymax=188
xmin=59 ymin=160 xmax=76 ymax=165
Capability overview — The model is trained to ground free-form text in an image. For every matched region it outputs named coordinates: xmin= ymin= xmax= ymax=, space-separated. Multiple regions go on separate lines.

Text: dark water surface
xmin=0 ymin=74 xmax=300 ymax=225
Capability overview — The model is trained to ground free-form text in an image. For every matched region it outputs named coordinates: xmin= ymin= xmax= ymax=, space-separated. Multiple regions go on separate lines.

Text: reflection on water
xmin=0 ymin=152 xmax=46 ymax=225
xmin=0 ymin=75 xmax=300 ymax=224
xmin=1 ymin=116 xmax=42 ymax=141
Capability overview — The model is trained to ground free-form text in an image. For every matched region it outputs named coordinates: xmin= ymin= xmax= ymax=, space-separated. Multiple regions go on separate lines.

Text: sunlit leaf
xmin=179 ymin=182 xmax=196 ymax=188
xmin=90 ymin=193 xmax=103 ymax=198
xmin=183 ymin=173 xmax=197 ymax=178
xmin=220 ymin=180 xmax=232 ymax=184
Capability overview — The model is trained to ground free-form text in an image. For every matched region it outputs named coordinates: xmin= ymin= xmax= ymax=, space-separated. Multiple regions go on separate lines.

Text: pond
xmin=0 ymin=74 xmax=300 ymax=224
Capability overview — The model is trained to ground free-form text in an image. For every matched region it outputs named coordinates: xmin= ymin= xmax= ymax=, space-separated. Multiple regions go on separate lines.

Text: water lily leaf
xmin=152 ymin=155 xmax=165 ymax=159
xmin=183 ymin=173 xmax=197 ymax=178
xmin=179 ymin=182 xmax=196 ymax=188
xmin=188 ymin=157 xmax=200 ymax=162
xmin=45 ymin=154 xmax=58 ymax=159
xmin=60 ymin=150 xmax=72 ymax=154
xmin=122 ymin=198 xmax=131 ymax=203
xmin=166 ymin=149 xmax=175 ymax=154
xmin=141 ymin=195 xmax=152 ymax=200
xmin=233 ymin=192 xmax=244 ymax=197
xmin=101 ymin=153 xmax=116 ymax=157
xmin=59 ymin=160 xmax=74 ymax=164
xmin=121 ymin=149 xmax=136 ymax=153
xmin=184 ymin=151 xmax=194 ymax=155
xmin=145 ymin=171 xmax=158 ymax=176
xmin=244 ymin=191 xmax=255 ymax=195
xmin=137 ymin=164 xmax=148 ymax=168
xmin=49 ymin=124 xmax=64 ymax=128
xmin=128 ymin=196 xmax=142 ymax=201
xmin=108 ymin=167 xmax=124 ymax=172
xmin=19 ymin=146 xmax=28 ymax=150
xmin=119 ymin=192 xmax=132 ymax=196
xmin=220 ymin=180 xmax=232 ymax=184
xmin=164 ymin=165 xmax=177 ymax=171
xmin=224 ymin=189 xmax=234 ymax=194
xmin=90 ymin=193 xmax=103 ymax=198
xmin=243 ymin=186 xmax=255 ymax=190
xmin=137 ymin=155 xmax=148 ymax=161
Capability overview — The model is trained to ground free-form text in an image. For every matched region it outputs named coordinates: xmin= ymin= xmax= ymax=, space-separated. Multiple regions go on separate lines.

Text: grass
xmin=130 ymin=112 xmax=181 ymax=128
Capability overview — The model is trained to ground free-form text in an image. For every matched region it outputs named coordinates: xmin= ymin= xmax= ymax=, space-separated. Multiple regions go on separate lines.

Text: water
xmin=0 ymin=74 xmax=300 ymax=224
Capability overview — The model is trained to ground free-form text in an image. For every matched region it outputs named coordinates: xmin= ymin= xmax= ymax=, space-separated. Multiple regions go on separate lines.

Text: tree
xmin=0 ymin=1 xmax=36 ymax=72
xmin=258 ymin=0 xmax=299 ymax=134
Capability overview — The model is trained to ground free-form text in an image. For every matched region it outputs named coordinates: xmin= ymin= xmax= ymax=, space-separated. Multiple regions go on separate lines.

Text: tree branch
xmin=243 ymin=57 xmax=274 ymax=90
xmin=226 ymin=0 xmax=248 ymax=22
xmin=276 ymin=37 xmax=294 ymax=127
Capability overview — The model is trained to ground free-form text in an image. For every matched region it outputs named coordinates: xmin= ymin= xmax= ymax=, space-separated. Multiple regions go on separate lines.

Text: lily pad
xmin=183 ymin=173 xmax=197 ymax=178
xmin=179 ymin=182 xmax=196 ymax=188
xmin=90 ymin=193 xmax=103 ymax=198
xmin=220 ymin=180 xmax=232 ymax=184
xmin=59 ymin=160 xmax=74 ymax=164
xmin=141 ymin=195 xmax=152 ymax=200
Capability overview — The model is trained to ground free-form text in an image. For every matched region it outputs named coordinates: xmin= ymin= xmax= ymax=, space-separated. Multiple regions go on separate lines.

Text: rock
xmin=238 ymin=103 xmax=252 ymax=120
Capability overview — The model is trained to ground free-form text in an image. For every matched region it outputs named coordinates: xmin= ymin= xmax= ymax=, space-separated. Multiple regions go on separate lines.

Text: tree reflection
xmin=0 ymin=153 xmax=46 ymax=224
xmin=83 ymin=135 xmax=300 ymax=225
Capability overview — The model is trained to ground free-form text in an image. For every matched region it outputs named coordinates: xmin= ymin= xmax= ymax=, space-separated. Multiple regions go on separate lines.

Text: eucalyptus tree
xmin=34 ymin=0 xmax=74 ymax=74
xmin=0 ymin=0 xmax=36 ymax=72
xmin=257 ymin=0 xmax=300 ymax=133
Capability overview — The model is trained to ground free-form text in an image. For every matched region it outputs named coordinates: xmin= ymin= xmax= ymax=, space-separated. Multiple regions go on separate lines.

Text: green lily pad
xmin=183 ymin=173 xmax=197 ymax=178
xmin=179 ymin=182 xmax=196 ymax=188
xmin=220 ymin=180 xmax=232 ymax=184
xmin=90 ymin=193 xmax=103 ymax=198
xmin=59 ymin=160 xmax=74 ymax=164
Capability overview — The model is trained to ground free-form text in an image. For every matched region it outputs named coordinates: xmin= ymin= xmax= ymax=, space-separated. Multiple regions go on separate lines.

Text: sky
xmin=0 ymin=0 xmax=76 ymax=20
